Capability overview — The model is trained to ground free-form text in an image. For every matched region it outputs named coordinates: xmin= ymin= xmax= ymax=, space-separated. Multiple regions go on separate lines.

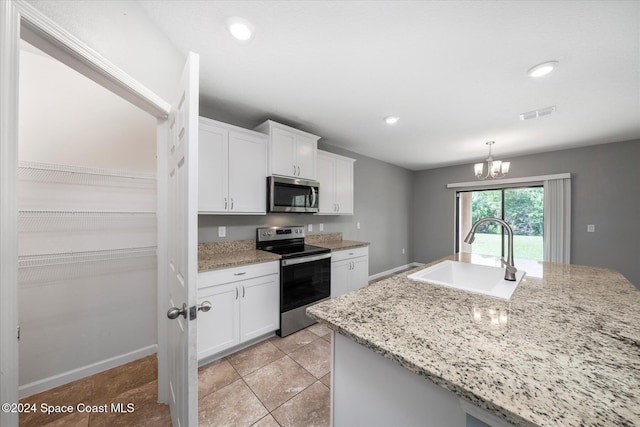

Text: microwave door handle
xmin=310 ymin=187 xmax=317 ymax=207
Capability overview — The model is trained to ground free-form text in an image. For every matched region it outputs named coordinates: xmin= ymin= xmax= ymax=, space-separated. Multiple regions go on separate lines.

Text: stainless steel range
xmin=256 ymin=226 xmax=331 ymax=337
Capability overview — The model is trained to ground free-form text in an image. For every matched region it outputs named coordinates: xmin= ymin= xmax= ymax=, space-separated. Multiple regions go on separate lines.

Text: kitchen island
xmin=307 ymin=253 xmax=640 ymax=426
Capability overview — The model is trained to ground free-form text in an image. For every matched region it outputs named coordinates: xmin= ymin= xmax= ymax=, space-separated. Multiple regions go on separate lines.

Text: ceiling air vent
xmin=519 ymin=105 xmax=556 ymax=120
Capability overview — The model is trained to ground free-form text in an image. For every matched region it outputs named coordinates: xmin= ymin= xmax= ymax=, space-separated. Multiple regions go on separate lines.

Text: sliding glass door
xmin=457 ymin=186 xmax=544 ymax=261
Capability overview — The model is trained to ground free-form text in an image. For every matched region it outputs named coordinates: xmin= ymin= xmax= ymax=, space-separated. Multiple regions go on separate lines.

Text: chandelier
xmin=474 ymin=141 xmax=510 ymax=179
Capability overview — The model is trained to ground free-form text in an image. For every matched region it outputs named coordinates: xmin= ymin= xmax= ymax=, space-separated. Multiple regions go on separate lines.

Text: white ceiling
xmin=139 ymin=1 xmax=640 ymax=171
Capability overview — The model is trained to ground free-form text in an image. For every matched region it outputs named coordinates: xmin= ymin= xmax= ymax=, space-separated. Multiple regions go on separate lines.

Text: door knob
xmin=167 ymin=303 xmax=187 ymax=319
xmin=198 ymin=301 xmax=212 ymax=313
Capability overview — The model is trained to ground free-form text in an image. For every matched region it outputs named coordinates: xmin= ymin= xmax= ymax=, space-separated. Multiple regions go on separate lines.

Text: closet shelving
xmin=17 ymin=161 xmax=157 ymax=286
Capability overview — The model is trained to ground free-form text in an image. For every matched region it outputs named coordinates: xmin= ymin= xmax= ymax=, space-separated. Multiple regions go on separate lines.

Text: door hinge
xmin=17 ymin=325 xmax=20 ymax=341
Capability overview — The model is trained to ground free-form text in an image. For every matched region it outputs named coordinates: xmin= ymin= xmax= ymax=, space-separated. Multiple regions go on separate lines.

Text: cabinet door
xmin=349 ymin=256 xmax=369 ymax=293
xmin=228 ymin=131 xmax=266 ymax=213
xmin=270 ymin=127 xmax=297 ymax=177
xmin=240 ymin=274 xmax=280 ymax=342
xmin=198 ymin=126 xmax=229 ymax=212
xmin=317 ymin=154 xmax=335 ymax=214
xmin=334 ymin=157 xmax=354 ymax=215
xmin=197 ymin=283 xmax=239 ymax=360
xmin=331 ymin=260 xmax=351 ymax=298
xmin=295 ymin=134 xmax=317 ymax=180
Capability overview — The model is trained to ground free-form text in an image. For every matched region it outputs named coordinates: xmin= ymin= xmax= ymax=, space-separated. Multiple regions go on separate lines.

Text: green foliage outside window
xmin=471 ymin=188 xmax=543 ymax=236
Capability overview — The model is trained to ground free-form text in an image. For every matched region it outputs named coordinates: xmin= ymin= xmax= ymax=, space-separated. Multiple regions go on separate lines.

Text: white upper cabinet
xmin=255 ymin=120 xmax=319 ymax=180
xmin=199 ymin=117 xmax=267 ymax=214
xmin=317 ymin=150 xmax=355 ymax=215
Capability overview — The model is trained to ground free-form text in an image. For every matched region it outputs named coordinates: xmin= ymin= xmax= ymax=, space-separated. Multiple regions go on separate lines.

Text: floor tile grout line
xmin=238 ymin=375 xmax=272 ymax=423
xmin=266 ymin=378 xmax=325 ymax=419
xmin=237 ymin=337 xmax=329 ymax=426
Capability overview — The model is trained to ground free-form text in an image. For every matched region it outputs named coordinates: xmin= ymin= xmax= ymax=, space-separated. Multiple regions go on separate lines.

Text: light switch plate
xmin=319 ymin=224 xmax=324 ymax=231
xmin=587 ymin=224 xmax=595 ymax=233
xmin=308 ymin=224 xmax=313 ymax=232
xmin=218 ymin=226 xmax=226 ymax=237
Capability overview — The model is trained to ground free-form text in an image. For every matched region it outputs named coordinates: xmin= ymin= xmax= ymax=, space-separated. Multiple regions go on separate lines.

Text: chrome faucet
xmin=464 ymin=217 xmax=517 ymax=281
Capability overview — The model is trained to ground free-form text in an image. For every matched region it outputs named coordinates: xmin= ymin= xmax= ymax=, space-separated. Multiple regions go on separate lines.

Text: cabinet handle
xmin=297 ymin=165 xmax=301 ymax=176
xmin=224 ymin=197 xmax=228 ymax=210
xmin=234 ymin=272 xmax=246 ymax=276
xmin=230 ymin=198 xmax=234 ymax=210
xmin=337 ymin=203 xmax=340 ymax=212
xmin=235 ymin=287 xmax=238 ymax=300
xmin=242 ymin=286 xmax=245 ymax=298
xmin=293 ymin=165 xmax=297 ymax=175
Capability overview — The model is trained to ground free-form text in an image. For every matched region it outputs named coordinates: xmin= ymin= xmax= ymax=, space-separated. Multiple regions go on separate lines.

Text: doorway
xmin=1 ymin=3 xmax=177 ymax=425
xmin=17 ymin=38 xmax=158 ymax=396
xmin=456 ymin=186 xmax=544 ymax=261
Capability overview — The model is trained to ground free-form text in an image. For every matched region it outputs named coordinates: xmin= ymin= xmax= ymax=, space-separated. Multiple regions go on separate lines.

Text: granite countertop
xmin=198 ymin=233 xmax=368 ymax=272
xmin=307 ymin=252 xmax=640 ymax=426
xmin=198 ymin=240 xmax=280 ymax=272
xmin=306 ymin=232 xmax=369 ymax=251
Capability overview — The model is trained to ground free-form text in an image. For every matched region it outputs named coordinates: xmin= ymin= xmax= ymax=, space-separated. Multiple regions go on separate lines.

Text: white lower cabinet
xmin=331 ymin=247 xmax=369 ymax=298
xmin=197 ymin=261 xmax=279 ymax=361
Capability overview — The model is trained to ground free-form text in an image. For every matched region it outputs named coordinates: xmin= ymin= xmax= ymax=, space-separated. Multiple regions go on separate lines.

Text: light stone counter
xmin=198 ymin=240 xmax=280 ymax=272
xmin=307 ymin=252 xmax=640 ymax=426
xmin=306 ymin=232 xmax=369 ymax=251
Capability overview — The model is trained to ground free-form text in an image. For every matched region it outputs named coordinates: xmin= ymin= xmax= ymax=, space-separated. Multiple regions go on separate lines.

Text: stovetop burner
xmin=256 ymin=226 xmax=330 ymax=259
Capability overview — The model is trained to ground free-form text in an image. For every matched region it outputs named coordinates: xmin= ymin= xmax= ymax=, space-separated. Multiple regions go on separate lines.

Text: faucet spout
xmin=464 ymin=217 xmax=517 ymax=281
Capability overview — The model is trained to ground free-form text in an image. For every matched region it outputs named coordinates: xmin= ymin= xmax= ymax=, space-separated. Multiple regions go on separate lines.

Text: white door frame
xmin=1 ymin=1 xmax=173 ymax=425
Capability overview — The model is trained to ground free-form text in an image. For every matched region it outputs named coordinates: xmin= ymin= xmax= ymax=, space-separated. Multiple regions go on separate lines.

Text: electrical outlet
xmin=308 ymin=224 xmax=313 ymax=232
xmin=218 ymin=226 xmax=226 ymax=237
xmin=587 ymin=224 xmax=595 ymax=233
xmin=357 ymin=222 xmax=361 ymax=229
xmin=319 ymin=223 xmax=324 ymax=231
xmin=402 ymin=248 xmax=405 ymax=254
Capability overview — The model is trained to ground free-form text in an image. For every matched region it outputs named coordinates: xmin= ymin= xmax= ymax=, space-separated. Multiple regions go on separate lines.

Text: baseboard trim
xmin=19 ymin=345 xmax=158 ymax=399
xmin=368 ymin=262 xmax=424 ymax=282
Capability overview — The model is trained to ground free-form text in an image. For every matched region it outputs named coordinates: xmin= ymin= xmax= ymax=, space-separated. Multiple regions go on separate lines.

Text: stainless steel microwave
xmin=268 ymin=176 xmax=319 ymax=213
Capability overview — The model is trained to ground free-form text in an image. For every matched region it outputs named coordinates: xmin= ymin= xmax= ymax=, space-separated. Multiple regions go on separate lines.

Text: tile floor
xmin=19 ymin=322 xmax=332 ymax=427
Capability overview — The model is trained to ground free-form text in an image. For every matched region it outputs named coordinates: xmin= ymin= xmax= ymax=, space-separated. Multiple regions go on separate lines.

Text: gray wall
xmin=412 ymin=139 xmax=640 ymax=287
xmin=198 ymin=141 xmax=414 ymax=276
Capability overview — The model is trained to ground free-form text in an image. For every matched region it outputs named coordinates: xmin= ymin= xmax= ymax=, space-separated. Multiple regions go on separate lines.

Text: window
xmin=456 ymin=186 xmax=544 ymax=261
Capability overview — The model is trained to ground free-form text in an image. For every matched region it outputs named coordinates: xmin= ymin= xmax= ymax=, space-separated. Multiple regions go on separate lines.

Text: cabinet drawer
xmin=331 ymin=246 xmax=369 ymax=263
xmin=198 ymin=261 xmax=279 ymax=289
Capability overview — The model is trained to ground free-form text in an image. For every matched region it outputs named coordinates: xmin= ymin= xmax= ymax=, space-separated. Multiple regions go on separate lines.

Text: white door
xmin=163 ymin=51 xmax=200 ymax=427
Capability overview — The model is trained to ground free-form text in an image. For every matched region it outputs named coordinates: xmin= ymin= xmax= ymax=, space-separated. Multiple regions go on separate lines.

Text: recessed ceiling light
xmin=227 ymin=17 xmax=254 ymax=42
xmin=385 ymin=116 xmax=399 ymax=125
xmin=527 ymin=61 xmax=558 ymax=77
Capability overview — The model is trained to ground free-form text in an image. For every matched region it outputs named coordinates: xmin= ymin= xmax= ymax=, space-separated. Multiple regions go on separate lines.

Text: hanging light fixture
xmin=474 ymin=141 xmax=510 ymax=179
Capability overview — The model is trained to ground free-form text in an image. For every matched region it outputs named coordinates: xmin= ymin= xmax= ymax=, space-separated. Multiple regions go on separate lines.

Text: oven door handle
xmin=282 ymin=252 xmax=331 ymax=266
